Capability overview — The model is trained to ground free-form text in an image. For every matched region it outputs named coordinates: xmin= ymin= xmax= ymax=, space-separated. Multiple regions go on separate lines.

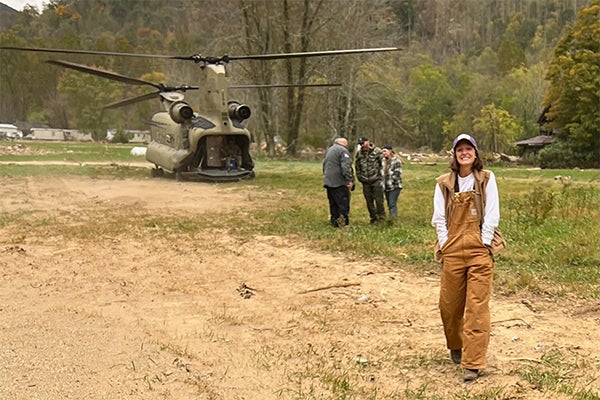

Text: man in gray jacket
xmin=323 ymin=137 xmax=355 ymax=227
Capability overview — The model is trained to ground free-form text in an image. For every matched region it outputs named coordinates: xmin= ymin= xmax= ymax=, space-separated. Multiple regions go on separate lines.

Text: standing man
xmin=381 ymin=145 xmax=403 ymax=220
xmin=355 ymin=137 xmax=385 ymax=224
xmin=323 ymin=137 xmax=355 ymax=227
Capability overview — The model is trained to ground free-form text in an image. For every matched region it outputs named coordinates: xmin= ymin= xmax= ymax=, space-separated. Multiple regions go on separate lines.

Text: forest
xmin=0 ymin=0 xmax=598 ymax=168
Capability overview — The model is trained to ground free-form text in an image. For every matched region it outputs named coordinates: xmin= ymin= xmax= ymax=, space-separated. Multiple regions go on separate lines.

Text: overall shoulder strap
xmin=474 ymin=170 xmax=491 ymax=225
xmin=436 ymin=173 xmax=455 ymax=224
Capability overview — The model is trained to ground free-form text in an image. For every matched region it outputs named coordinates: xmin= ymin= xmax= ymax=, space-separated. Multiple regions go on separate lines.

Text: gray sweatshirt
xmin=323 ymin=143 xmax=354 ymax=188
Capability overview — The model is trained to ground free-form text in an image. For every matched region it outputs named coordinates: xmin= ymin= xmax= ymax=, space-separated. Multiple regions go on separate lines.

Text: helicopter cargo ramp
xmin=180 ymin=168 xmax=254 ymax=182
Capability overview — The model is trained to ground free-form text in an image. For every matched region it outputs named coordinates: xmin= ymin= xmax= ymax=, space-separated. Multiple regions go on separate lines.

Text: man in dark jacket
xmin=323 ymin=137 xmax=355 ymax=227
xmin=355 ymin=137 xmax=385 ymax=223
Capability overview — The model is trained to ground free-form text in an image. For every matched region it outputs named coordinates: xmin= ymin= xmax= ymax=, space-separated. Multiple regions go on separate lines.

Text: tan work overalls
xmin=439 ymin=182 xmax=494 ymax=370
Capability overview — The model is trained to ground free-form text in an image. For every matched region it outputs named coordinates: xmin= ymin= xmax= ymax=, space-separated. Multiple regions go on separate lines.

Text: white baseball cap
xmin=452 ymin=134 xmax=478 ymax=151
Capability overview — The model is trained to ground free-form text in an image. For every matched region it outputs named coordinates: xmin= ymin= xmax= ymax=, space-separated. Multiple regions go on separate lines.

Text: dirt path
xmin=0 ymin=176 xmax=597 ymax=399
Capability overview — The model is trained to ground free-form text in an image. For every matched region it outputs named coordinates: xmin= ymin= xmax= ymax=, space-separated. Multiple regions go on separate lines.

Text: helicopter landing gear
xmin=175 ymin=169 xmax=184 ymax=181
xmin=151 ymin=167 xmax=164 ymax=178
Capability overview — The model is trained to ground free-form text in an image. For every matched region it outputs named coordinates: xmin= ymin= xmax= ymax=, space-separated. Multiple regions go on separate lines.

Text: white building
xmin=0 ymin=123 xmax=23 ymax=139
xmin=30 ymin=128 xmax=92 ymax=141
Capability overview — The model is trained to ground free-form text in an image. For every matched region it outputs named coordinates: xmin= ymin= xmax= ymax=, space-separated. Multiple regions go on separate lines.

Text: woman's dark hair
xmin=449 ymin=148 xmax=483 ymax=172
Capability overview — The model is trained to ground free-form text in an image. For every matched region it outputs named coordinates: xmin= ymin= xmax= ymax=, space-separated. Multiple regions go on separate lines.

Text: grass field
xmin=1 ymin=140 xmax=599 ymax=299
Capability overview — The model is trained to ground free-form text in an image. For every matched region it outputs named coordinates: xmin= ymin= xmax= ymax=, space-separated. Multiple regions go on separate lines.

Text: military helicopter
xmin=0 ymin=46 xmax=400 ymax=181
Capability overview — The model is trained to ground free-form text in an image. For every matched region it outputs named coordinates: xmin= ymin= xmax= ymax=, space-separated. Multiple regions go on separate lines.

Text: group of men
xmin=322 ymin=136 xmax=403 ymax=227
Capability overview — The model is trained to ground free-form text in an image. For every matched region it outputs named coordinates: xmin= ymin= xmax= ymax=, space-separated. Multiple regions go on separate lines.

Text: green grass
xmin=515 ymin=348 xmax=600 ymax=400
xmin=1 ymin=140 xmax=140 ymax=162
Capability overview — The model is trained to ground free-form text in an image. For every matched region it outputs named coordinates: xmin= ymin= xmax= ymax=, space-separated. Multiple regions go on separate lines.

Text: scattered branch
xmin=298 ymin=281 xmax=360 ymax=294
xmin=510 ymin=357 xmax=543 ymax=363
xmin=491 ymin=318 xmax=532 ymax=328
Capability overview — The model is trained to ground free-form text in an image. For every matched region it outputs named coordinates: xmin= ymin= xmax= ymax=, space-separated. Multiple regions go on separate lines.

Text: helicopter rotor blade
xmin=229 ymin=83 xmax=341 ymax=89
xmin=228 ymin=47 xmax=401 ymax=61
xmin=104 ymin=86 xmax=199 ymax=109
xmin=2 ymin=45 xmax=400 ymax=64
xmin=2 ymin=46 xmax=191 ymax=60
xmin=46 ymin=60 xmax=162 ymax=88
xmin=104 ymin=85 xmax=199 ymax=109
xmin=103 ymin=91 xmax=161 ymax=110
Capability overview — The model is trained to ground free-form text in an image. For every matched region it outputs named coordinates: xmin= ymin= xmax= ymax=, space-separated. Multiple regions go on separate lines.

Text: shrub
xmin=538 ymin=141 xmax=597 ymax=169
xmin=111 ymin=129 xmax=133 ymax=144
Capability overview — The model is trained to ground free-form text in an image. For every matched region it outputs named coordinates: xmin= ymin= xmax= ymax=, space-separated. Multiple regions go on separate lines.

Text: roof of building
xmin=514 ymin=135 xmax=555 ymax=147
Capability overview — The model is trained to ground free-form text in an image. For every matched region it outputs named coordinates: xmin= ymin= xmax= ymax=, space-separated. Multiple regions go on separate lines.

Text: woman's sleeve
xmin=393 ymin=159 xmax=402 ymax=186
xmin=481 ymin=171 xmax=500 ymax=245
xmin=431 ymin=183 xmax=448 ymax=247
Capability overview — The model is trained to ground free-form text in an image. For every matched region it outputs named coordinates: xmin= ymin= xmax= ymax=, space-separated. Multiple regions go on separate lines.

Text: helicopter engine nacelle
xmin=169 ymin=101 xmax=194 ymax=123
xmin=228 ymin=101 xmax=251 ymax=121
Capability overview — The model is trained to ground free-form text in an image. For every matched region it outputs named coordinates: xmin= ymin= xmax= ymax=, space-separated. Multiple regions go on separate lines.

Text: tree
xmin=405 ymin=62 xmax=455 ymax=151
xmin=281 ymin=0 xmax=322 ymax=156
xmin=57 ymin=68 xmax=123 ymax=138
xmin=542 ymin=0 xmax=600 ymax=168
xmin=497 ymin=39 xmax=527 ymax=75
xmin=238 ymin=0 xmax=278 ymax=156
xmin=0 ymin=30 xmax=59 ymax=122
xmin=472 ymin=103 xmax=521 ymax=153
xmin=498 ymin=64 xmax=548 ymax=139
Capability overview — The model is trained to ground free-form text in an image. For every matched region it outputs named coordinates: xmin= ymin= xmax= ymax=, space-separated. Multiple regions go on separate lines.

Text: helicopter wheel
xmin=151 ymin=167 xmax=164 ymax=178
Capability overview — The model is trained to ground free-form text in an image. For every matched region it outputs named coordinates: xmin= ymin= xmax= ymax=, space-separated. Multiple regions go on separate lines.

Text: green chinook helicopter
xmin=0 ymin=46 xmax=400 ymax=182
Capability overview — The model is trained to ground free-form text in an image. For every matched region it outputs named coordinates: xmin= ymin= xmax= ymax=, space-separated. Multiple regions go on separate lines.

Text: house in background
xmin=31 ymin=128 xmax=92 ymax=141
xmin=0 ymin=123 xmax=22 ymax=139
xmin=514 ymin=105 xmax=555 ymax=156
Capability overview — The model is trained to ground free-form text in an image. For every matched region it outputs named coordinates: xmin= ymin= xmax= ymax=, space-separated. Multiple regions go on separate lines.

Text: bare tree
xmin=238 ymin=0 xmax=278 ymax=156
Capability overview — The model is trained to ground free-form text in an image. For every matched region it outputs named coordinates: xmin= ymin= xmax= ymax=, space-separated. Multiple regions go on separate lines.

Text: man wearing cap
xmin=323 ymin=137 xmax=355 ymax=227
xmin=355 ymin=137 xmax=385 ymax=224
xmin=431 ymin=133 xmax=500 ymax=383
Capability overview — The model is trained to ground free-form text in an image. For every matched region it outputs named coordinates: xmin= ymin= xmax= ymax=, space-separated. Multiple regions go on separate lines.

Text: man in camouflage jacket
xmin=355 ymin=137 xmax=385 ymax=223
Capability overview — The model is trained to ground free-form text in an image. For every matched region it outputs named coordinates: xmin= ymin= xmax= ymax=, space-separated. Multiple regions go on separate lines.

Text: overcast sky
xmin=1 ymin=0 xmax=46 ymax=11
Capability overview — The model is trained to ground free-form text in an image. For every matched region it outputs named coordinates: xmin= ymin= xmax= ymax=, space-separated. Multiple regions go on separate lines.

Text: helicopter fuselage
xmin=145 ymin=64 xmax=254 ymax=182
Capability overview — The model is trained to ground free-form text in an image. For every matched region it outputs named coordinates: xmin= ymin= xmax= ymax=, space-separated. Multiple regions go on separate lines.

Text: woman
xmin=381 ymin=145 xmax=403 ymax=219
xmin=431 ymin=134 xmax=500 ymax=383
